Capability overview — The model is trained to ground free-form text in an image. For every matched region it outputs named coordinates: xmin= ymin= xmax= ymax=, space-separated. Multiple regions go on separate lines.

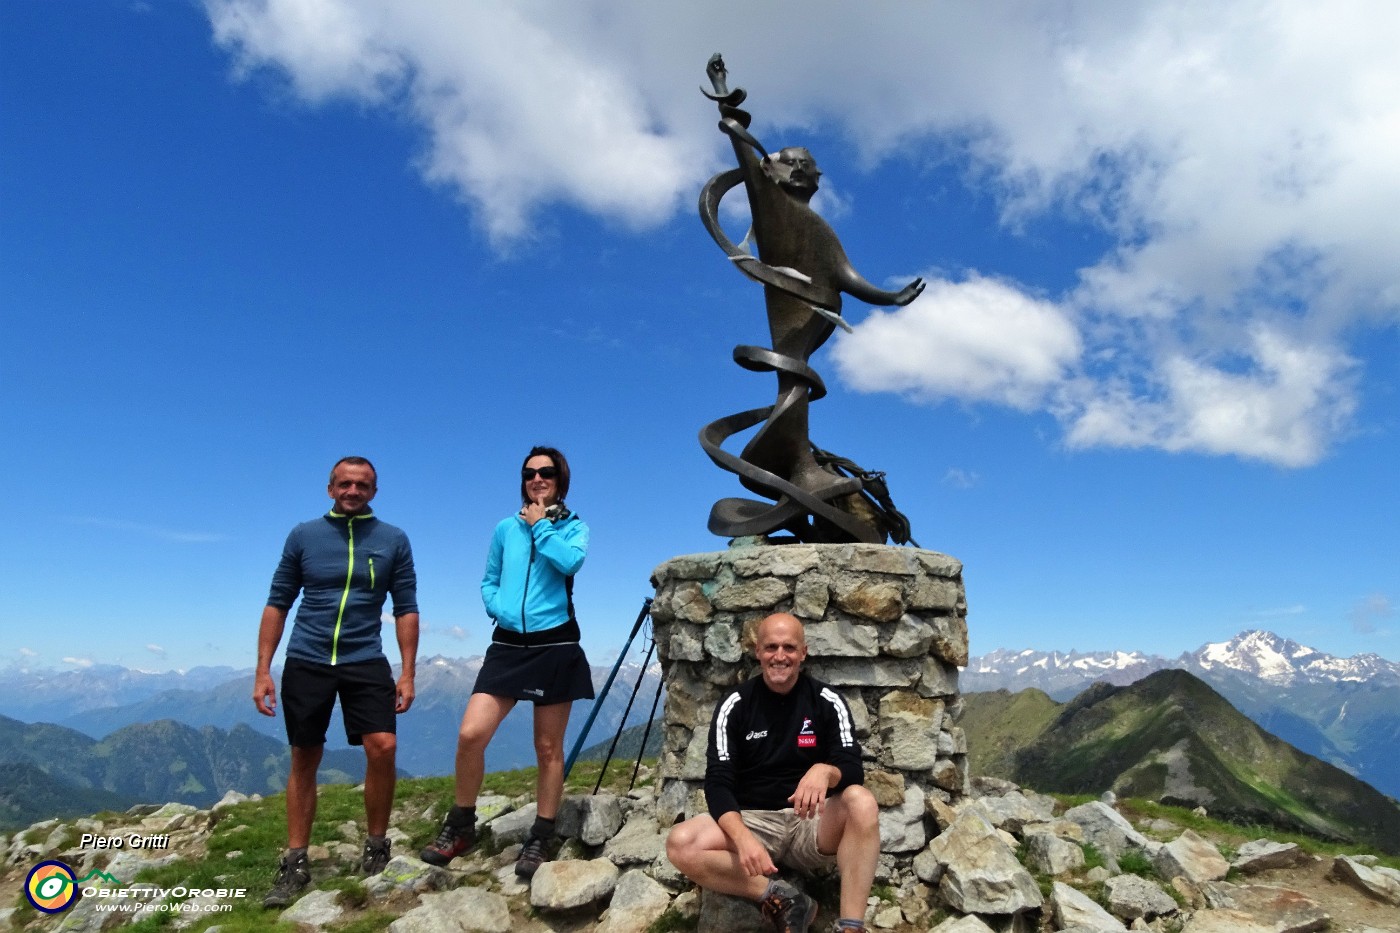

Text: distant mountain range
xmin=4 ymin=630 xmax=1396 ymax=831
xmin=960 ymin=668 xmax=1400 ymax=855
xmin=0 ymin=665 xmax=247 ymax=723
xmin=965 ymin=629 xmax=1400 ymax=693
xmin=963 ymin=630 xmax=1400 ymax=798
xmin=0 ymin=654 xmax=662 ymax=781
xmin=0 ymin=715 xmax=370 ymax=829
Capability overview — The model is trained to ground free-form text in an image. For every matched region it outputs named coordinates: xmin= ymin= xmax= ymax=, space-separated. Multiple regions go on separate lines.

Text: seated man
xmin=666 ymin=612 xmax=879 ymax=933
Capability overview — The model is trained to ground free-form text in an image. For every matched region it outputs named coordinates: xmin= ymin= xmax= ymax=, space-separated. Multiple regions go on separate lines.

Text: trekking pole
xmin=593 ymin=636 xmax=657 ymax=794
xmin=564 ymin=597 xmax=652 ymax=778
xmin=627 ymin=664 xmax=667 ymax=793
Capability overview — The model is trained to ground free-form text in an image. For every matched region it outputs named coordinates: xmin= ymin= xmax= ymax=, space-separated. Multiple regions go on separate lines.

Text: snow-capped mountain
xmin=1188 ymin=630 xmax=1400 ymax=686
xmin=964 ymin=630 xmax=1400 ymax=799
xmin=964 ymin=647 xmax=1167 ymax=696
xmin=965 ymin=629 xmax=1400 ymax=694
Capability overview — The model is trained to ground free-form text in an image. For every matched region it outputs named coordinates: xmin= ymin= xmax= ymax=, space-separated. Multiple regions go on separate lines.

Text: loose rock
xmin=530 ymin=857 xmax=619 ymax=911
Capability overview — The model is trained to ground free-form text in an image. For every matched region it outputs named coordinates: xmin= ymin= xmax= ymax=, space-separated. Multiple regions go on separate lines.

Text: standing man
xmin=666 ymin=613 xmax=880 ymax=933
xmin=253 ymin=456 xmax=419 ymax=908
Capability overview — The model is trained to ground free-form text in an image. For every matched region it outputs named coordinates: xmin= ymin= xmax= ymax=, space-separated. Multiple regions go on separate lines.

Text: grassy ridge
xmin=964 ymin=670 xmax=1400 ymax=854
xmin=958 ymin=688 xmax=1059 ymax=779
xmin=0 ymin=716 xmax=374 ymax=828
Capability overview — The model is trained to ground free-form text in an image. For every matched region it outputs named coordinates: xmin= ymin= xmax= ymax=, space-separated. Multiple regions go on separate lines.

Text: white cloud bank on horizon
xmin=70 ymin=516 xmax=229 ymax=543
xmin=203 ymin=0 xmax=1400 ymax=466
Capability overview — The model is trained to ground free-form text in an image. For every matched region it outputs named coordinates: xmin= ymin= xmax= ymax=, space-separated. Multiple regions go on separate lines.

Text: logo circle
xmin=25 ymin=860 xmax=79 ymax=913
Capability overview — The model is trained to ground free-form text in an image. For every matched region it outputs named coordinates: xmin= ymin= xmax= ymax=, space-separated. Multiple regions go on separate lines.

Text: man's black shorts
xmin=281 ymin=657 xmax=396 ymax=747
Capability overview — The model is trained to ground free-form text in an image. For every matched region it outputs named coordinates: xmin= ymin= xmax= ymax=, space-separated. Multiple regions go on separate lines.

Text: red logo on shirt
xmin=797 ymin=735 xmax=816 ymax=747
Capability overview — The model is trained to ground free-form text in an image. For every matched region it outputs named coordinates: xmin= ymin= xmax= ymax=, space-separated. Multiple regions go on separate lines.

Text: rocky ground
xmin=3 ymin=774 xmax=1398 ymax=933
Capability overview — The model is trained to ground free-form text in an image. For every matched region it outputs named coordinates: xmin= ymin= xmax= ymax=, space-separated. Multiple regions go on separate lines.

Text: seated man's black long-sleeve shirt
xmin=705 ymin=672 xmax=863 ymax=820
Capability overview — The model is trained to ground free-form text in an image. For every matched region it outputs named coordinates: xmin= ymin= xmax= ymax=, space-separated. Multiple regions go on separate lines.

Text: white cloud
xmin=943 ymin=468 xmax=980 ymax=490
xmin=146 ymin=644 xmax=167 ymax=656
xmin=1250 ymin=604 xmax=1307 ymax=619
xmin=63 ymin=657 xmax=94 ymax=668
xmin=70 ymin=517 xmax=227 ymax=543
xmin=832 ymin=275 xmax=1081 ymax=409
xmin=1349 ymin=593 xmax=1393 ymax=635
xmin=206 ymin=0 xmax=700 ymax=244
xmin=201 ymin=0 xmax=1400 ymax=465
xmin=1062 ymin=326 xmax=1358 ymax=465
xmin=448 ymin=625 xmax=468 ymax=640
xmin=17 ymin=647 xmax=37 ymax=658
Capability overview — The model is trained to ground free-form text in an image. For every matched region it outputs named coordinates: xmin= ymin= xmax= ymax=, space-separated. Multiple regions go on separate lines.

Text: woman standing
xmin=421 ymin=446 xmax=592 ymax=877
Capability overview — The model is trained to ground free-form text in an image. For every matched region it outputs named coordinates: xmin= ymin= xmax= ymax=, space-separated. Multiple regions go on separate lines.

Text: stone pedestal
xmin=649 ymin=541 xmax=969 ymax=858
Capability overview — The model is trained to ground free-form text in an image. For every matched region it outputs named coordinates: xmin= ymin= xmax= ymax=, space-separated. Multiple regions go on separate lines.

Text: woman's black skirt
xmin=473 ymin=624 xmax=594 ymax=704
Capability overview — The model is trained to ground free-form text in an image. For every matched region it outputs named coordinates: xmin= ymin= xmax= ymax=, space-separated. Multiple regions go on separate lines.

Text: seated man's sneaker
xmin=759 ymin=879 xmax=817 ymax=933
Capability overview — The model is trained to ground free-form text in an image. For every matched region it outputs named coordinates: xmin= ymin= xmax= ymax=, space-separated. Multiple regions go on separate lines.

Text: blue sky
xmin=4 ymin=0 xmax=1397 ymax=676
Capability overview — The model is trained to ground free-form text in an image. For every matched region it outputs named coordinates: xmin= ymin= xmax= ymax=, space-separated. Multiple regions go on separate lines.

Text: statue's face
xmin=764 ymin=147 xmax=821 ymax=199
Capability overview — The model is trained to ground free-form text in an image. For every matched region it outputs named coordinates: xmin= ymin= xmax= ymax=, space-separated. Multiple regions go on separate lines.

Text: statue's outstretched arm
xmin=836 ymin=260 xmax=925 ymax=307
xmin=718 ymin=115 xmax=767 ymax=162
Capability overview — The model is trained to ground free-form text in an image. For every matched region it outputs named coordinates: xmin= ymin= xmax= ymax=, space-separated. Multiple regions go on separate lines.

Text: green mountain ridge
xmin=0 ymin=715 xmax=376 ymax=830
xmin=0 ymin=761 xmax=131 ymax=829
xmin=1204 ymin=672 xmax=1400 ymax=796
xmin=38 ymin=657 xmax=661 ymax=779
xmin=964 ymin=669 xmax=1400 ymax=855
xmin=575 ymin=719 xmax=665 ymax=765
xmin=11 ymin=669 xmax=1397 ymax=857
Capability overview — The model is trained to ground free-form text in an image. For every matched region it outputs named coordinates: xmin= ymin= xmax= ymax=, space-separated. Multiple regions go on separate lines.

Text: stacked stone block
xmin=649 ymin=541 xmax=969 ymax=859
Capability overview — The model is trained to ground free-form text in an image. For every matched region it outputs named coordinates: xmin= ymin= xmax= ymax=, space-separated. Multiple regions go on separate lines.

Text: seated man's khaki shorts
xmin=739 ymin=808 xmax=836 ymax=873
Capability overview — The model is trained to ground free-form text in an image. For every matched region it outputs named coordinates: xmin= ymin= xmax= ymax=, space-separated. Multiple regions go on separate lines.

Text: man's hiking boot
xmin=759 ymin=879 xmax=817 ymax=933
xmin=419 ymin=817 xmax=475 ymax=866
xmin=262 ymin=852 xmax=310 ymax=909
xmin=360 ymin=837 xmax=391 ymax=875
xmin=514 ymin=835 xmax=551 ymax=878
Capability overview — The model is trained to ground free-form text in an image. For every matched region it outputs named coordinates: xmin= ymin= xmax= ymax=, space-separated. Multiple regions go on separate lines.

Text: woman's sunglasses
xmin=521 ymin=466 xmax=559 ymax=480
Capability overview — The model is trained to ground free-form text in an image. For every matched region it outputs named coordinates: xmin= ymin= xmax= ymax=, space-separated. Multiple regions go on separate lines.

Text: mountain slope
xmin=41 ymin=654 xmax=664 ymax=778
xmin=0 ymin=761 xmax=131 ymax=829
xmin=0 ymin=716 xmax=373 ymax=828
xmin=0 ymin=653 xmax=663 ymax=829
xmin=65 ymin=676 xmax=265 ymax=740
xmin=0 ymin=716 xmax=105 ymax=791
xmin=963 ymin=630 xmax=1400 ymax=797
xmin=972 ymin=670 xmax=1400 ymax=854
xmin=957 ymin=688 xmax=1061 ymax=780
